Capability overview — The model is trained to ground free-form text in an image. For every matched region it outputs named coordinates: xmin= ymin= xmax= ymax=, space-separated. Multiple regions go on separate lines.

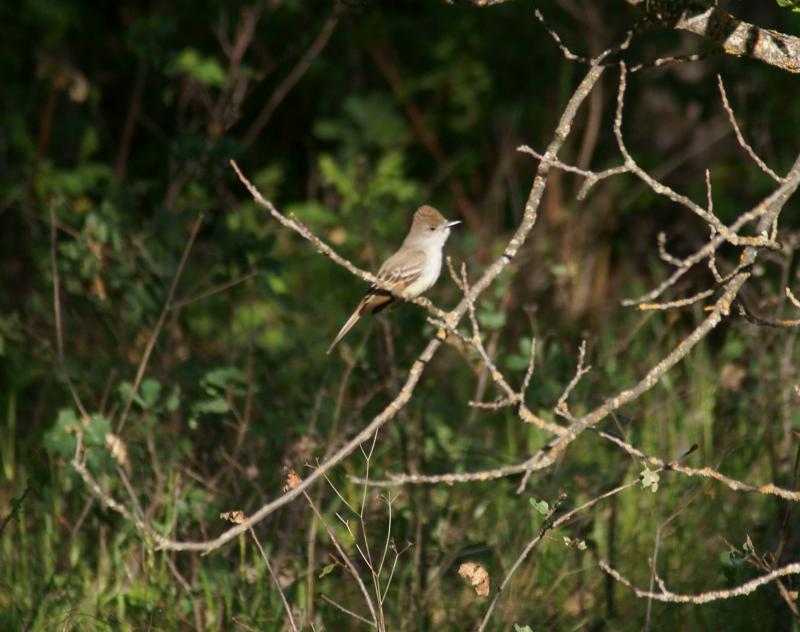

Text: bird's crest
xmin=413 ymin=205 xmax=447 ymax=227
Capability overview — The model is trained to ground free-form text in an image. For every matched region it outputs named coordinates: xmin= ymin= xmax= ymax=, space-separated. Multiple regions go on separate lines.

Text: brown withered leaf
xmin=283 ymin=469 xmax=302 ymax=492
xmin=458 ymin=562 xmax=490 ymax=597
xmin=720 ymin=363 xmax=746 ymax=391
xmin=220 ymin=510 xmax=247 ymax=524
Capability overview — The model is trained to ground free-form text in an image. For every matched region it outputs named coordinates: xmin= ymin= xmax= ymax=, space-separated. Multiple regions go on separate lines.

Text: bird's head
xmin=408 ymin=205 xmax=461 ymax=247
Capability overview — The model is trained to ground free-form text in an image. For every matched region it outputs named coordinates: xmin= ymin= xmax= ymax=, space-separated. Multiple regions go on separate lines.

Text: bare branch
xmin=735 ymin=298 xmax=800 ymax=329
xmin=636 ymin=288 xmax=716 ymax=311
xmin=600 ymin=559 xmax=800 ymax=604
xmin=554 ymin=340 xmax=591 ymax=420
xmin=361 ymin=146 xmax=800 ymax=492
xmin=516 ymin=151 xmax=800 ymax=491
xmin=613 ymin=64 xmax=750 ymax=245
xmin=518 ymin=144 xmax=628 ymax=201
xmin=629 ymin=50 xmax=718 ymax=73
xmin=230 ymin=161 xmax=450 ymax=323
xmin=668 ymin=5 xmax=800 ymax=75
xmin=533 ymin=9 xmax=590 ymax=64
xmin=520 ymin=335 xmax=537 ymax=400
xmin=450 ymin=266 xmax=564 ymax=434
xmin=656 ymin=232 xmax=683 ymax=267
xmin=595 ymin=429 xmax=800 ymax=502
xmin=717 ymin=75 xmax=783 ymax=183
xmin=451 ymin=1 xmax=800 ymax=74
xmin=787 ymin=287 xmax=800 ymax=310
xmin=146 ymin=63 xmax=607 ymax=553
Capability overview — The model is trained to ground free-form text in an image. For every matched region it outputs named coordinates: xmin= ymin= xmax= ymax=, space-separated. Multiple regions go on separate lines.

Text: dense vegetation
xmin=3 ymin=1 xmax=800 ymax=629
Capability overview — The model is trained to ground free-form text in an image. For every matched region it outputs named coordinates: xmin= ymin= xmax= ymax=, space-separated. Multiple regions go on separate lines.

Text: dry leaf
xmin=458 ymin=562 xmax=490 ymax=597
xmin=220 ymin=510 xmax=247 ymax=524
xmin=105 ymin=433 xmax=129 ymax=470
xmin=720 ymin=363 xmax=746 ymax=391
xmin=284 ymin=469 xmax=302 ymax=492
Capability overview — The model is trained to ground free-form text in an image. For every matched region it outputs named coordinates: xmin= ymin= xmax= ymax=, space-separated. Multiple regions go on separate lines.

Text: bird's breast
xmin=403 ymin=249 xmax=442 ymax=298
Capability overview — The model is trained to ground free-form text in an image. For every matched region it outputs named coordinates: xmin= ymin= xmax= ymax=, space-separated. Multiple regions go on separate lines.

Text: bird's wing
xmin=327 ymin=248 xmax=427 ymax=353
xmin=373 ymin=248 xmax=426 ymax=293
xmin=355 ymin=248 xmax=426 ymax=315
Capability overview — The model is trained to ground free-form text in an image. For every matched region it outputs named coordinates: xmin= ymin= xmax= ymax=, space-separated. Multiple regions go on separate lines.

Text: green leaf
xmin=44 ymin=409 xmax=81 ymax=459
xmin=165 ymin=385 xmax=181 ymax=413
xmin=79 ymin=127 xmax=100 ymax=162
xmin=170 ymin=48 xmax=226 ymax=88
xmin=267 ymin=274 xmax=288 ymax=295
xmin=777 ymin=0 xmax=800 ymax=12
xmin=85 ymin=414 xmax=111 ymax=445
xmin=319 ymin=563 xmax=337 ymax=578
xmin=193 ymin=398 xmax=230 ymax=415
xmin=477 ymin=307 xmax=506 ymax=331
xmin=640 ymin=467 xmax=660 ymax=493
xmin=140 ymin=378 xmax=162 ymax=409
xmin=530 ymin=498 xmax=549 ymax=515
xmin=505 ymin=353 xmax=529 ymax=371
xmin=318 ymin=154 xmax=355 ymax=198
xmin=118 ymin=381 xmax=146 ymax=409
xmin=201 ymin=367 xmax=245 ymax=393
xmin=44 ymin=410 xmax=111 ymax=461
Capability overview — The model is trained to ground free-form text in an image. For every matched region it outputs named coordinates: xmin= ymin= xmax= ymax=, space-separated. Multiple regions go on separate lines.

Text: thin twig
xmin=320 ymin=594 xmax=376 ymax=628
xmin=301 ymin=488 xmax=379 ymax=626
xmin=478 ymin=480 xmax=639 ymax=630
xmin=554 ymin=340 xmax=591 ymax=420
xmin=595 ymin=429 xmax=800 ymax=502
xmin=717 ymin=75 xmax=783 ymax=183
xmin=242 ymin=12 xmax=340 ymax=149
xmin=116 ymin=215 xmax=204 ymax=434
xmin=248 ymin=525 xmax=299 ymax=632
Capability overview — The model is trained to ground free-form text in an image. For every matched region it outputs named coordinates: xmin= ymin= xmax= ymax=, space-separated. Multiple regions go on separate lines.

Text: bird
xmin=326 ymin=205 xmax=461 ymax=354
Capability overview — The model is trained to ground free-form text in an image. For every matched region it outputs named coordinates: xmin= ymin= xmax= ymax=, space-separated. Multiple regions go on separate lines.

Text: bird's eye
xmin=429 ymin=227 xmax=436 ymax=231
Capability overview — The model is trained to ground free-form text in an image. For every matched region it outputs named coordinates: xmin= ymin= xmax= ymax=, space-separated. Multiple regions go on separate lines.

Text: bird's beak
xmin=447 ymin=220 xmax=462 ymax=228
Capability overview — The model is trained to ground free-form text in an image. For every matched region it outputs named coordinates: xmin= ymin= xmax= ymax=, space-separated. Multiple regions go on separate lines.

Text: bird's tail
xmin=326 ymin=305 xmax=363 ymax=355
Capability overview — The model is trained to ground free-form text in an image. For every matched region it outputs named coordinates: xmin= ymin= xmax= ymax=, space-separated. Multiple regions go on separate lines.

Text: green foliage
xmin=530 ymin=498 xmax=550 ymax=516
xmin=777 ymin=0 xmax=800 ymax=13
xmin=168 ymin=48 xmax=227 ymax=88
xmin=639 ymin=467 xmax=660 ymax=493
xmin=44 ymin=410 xmax=114 ymax=474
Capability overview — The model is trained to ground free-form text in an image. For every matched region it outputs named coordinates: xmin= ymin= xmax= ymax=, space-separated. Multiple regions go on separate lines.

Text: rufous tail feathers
xmin=326 ymin=292 xmax=395 ymax=355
